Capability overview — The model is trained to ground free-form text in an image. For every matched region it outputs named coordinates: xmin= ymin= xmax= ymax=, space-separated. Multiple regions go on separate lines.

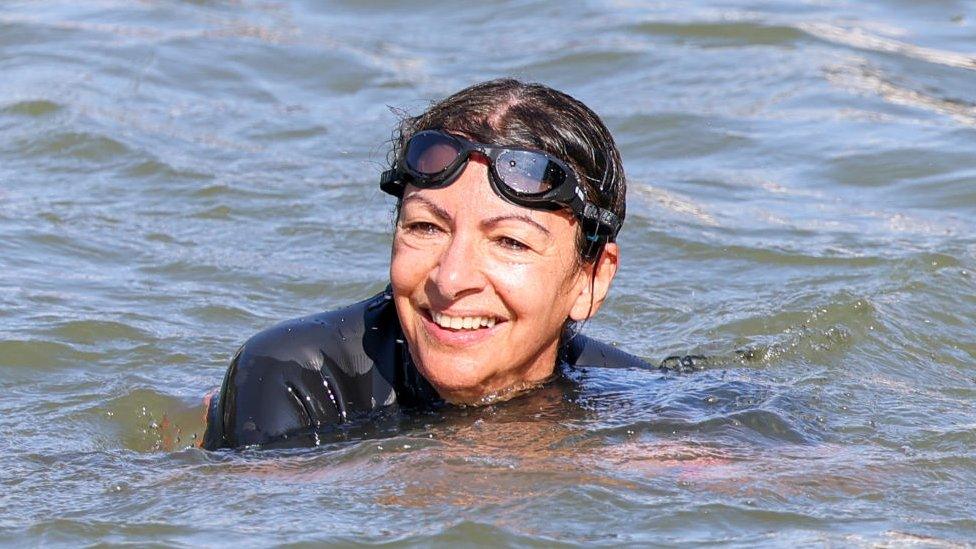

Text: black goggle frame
xmin=380 ymin=130 xmax=621 ymax=259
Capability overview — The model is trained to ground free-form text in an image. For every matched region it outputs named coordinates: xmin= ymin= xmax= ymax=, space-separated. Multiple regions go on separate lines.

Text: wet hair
xmin=388 ymin=78 xmax=626 ymax=262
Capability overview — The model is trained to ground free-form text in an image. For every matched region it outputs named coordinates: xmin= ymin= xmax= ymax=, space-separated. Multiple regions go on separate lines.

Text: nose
xmin=427 ymin=230 xmax=487 ymax=303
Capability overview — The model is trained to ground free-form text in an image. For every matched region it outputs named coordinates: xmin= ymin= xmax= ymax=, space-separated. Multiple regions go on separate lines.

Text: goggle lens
xmin=405 ymin=132 xmax=461 ymax=176
xmin=494 ymin=150 xmax=560 ymax=194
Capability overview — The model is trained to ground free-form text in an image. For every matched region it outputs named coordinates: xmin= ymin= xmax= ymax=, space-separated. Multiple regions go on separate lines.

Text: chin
xmin=412 ymin=352 xmax=493 ymax=402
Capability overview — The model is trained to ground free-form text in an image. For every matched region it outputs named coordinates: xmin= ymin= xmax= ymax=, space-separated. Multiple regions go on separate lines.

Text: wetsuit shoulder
xmin=560 ymin=333 xmax=653 ymax=369
xmin=202 ymin=292 xmax=402 ymax=449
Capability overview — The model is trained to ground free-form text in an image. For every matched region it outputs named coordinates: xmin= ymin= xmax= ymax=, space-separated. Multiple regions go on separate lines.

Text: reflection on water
xmin=2 ymin=0 xmax=975 ymax=545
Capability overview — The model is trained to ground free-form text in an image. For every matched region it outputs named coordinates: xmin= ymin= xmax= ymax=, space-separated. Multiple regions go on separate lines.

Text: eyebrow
xmin=401 ymin=195 xmax=451 ymax=223
xmin=401 ymin=194 xmax=551 ymax=237
xmin=482 ymin=214 xmax=551 ymax=238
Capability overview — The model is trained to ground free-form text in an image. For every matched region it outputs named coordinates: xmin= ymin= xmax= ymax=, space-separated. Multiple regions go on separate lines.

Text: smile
xmin=430 ymin=311 xmax=497 ymax=330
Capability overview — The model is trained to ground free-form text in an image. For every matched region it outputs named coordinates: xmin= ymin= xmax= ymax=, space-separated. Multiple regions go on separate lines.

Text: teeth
xmin=432 ymin=312 xmax=498 ymax=330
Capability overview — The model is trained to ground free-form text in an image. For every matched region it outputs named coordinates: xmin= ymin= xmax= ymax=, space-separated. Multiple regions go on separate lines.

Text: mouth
xmin=430 ymin=310 xmax=497 ymax=330
xmin=419 ymin=308 xmax=505 ymax=344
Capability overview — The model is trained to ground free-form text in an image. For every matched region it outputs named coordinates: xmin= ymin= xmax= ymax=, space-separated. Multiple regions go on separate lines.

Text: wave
xmin=800 ymin=22 xmax=976 ymax=72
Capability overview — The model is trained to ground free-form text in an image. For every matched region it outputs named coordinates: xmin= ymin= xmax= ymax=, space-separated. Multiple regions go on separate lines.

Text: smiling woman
xmin=202 ymin=79 xmax=650 ymax=450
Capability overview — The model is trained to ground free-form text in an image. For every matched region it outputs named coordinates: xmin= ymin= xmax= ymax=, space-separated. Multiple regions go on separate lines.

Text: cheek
xmin=390 ymin=237 xmax=429 ymax=291
xmin=488 ymin=256 xmax=581 ymax=318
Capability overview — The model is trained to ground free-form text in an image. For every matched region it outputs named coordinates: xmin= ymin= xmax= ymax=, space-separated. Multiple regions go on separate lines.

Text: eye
xmin=402 ymin=221 xmax=443 ymax=236
xmin=496 ymin=236 xmax=529 ymax=251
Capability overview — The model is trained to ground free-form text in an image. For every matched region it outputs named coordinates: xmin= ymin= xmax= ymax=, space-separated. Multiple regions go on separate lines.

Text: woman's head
xmin=389 ymin=78 xmax=626 ymax=261
xmin=385 ymin=79 xmax=626 ymax=404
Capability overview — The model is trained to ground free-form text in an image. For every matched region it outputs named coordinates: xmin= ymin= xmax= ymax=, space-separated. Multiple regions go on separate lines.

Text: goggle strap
xmin=582 ymin=203 xmax=622 ymax=238
xmin=380 ymin=168 xmax=404 ymax=197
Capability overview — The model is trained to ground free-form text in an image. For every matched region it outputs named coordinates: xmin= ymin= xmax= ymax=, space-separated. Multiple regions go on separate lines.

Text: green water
xmin=1 ymin=0 xmax=975 ymax=546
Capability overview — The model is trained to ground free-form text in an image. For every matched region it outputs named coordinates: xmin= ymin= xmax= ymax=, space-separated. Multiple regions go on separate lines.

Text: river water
xmin=1 ymin=0 xmax=974 ymax=546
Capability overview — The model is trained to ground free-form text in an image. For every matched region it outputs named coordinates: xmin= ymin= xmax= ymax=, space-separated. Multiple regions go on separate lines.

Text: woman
xmin=202 ymin=79 xmax=650 ymax=450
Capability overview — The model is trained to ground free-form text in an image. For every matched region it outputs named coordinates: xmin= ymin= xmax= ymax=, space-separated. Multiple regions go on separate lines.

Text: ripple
xmin=189 ymin=183 xmax=287 ymax=199
xmin=24 ymin=519 xmax=197 ymax=545
xmin=904 ymin=170 xmax=976 ymax=211
xmin=22 ymin=232 xmax=122 ymax=265
xmin=513 ymin=49 xmax=646 ymax=82
xmin=825 ymin=60 xmax=976 ymax=126
xmin=246 ymin=123 xmax=328 ymax=143
xmin=801 ymin=22 xmax=976 ymax=71
xmin=42 ymin=320 xmax=149 ymax=346
xmin=94 ymin=388 xmax=207 ymax=453
xmin=225 ymin=41 xmax=381 ymax=96
xmin=182 ymin=304 xmax=259 ymax=324
xmin=630 ymin=184 xmax=719 ymax=226
xmin=424 ymin=521 xmax=561 ymax=546
xmin=568 ymin=365 xmax=820 ymax=445
xmin=188 ymin=205 xmax=233 ymax=220
xmin=0 ymin=339 xmax=99 ymax=370
xmin=913 ymin=426 xmax=976 ymax=454
xmin=714 ymin=292 xmax=875 ymax=365
xmin=616 ymin=112 xmax=754 ymax=160
xmin=122 ymin=159 xmax=212 ymax=182
xmin=628 ymin=20 xmax=806 ymax=46
xmin=0 ymin=99 xmax=63 ymax=117
xmin=826 ymin=148 xmax=976 ymax=188
xmin=17 ymin=131 xmax=133 ymax=164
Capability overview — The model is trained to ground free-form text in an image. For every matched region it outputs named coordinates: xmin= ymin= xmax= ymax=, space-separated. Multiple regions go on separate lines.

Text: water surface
xmin=1 ymin=0 xmax=975 ymax=546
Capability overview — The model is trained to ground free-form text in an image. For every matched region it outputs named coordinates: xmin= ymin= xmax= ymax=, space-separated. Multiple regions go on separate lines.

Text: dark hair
xmin=389 ymin=78 xmax=626 ymax=262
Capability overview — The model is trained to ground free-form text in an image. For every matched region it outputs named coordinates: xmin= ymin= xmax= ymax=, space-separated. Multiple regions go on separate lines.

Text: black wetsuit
xmin=202 ymin=288 xmax=651 ymax=450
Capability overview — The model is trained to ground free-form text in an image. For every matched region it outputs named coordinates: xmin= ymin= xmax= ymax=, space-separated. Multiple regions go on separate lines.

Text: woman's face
xmin=390 ymin=157 xmax=618 ymax=403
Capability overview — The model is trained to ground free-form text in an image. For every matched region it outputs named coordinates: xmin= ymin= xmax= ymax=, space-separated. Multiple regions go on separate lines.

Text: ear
xmin=569 ymin=242 xmax=619 ymax=321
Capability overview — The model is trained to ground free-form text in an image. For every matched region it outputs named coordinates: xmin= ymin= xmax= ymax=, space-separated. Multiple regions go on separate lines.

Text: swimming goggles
xmin=380 ymin=130 xmax=622 ymax=248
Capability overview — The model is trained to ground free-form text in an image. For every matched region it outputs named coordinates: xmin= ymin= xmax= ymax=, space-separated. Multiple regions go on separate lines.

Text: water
xmin=1 ymin=0 xmax=974 ymax=545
